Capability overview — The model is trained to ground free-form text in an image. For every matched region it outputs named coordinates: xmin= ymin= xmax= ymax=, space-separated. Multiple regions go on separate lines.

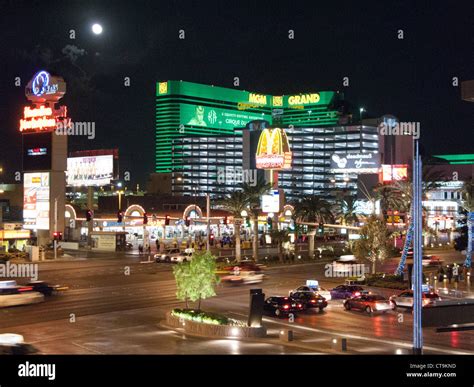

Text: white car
xmin=389 ymin=290 xmax=441 ymax=309
xmin=170 ymin=252 xmax=193 ymax=263
xmin=289 ymin=284 xmax=332 ymax=300
xmin=0 ymin=288 xmax=44 ymax=308
xmin=154 ymin=248 xmax=181 ymax=263
xmin=221 ymin=271 xmax=264 ymax=285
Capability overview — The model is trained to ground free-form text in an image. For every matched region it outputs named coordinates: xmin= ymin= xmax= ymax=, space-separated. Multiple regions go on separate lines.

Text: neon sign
xmin=248 ymin=93 xmax=267 ymax=105
xmin=256 ymin=128 xmax=292 ymax=170
xmin=288 ymin=93 xmax=320 ymax=105
xmin=27 ymin=148 xmax=47 ymax=156
xmin=25 ymin=70 xmax=66 ymax=103
xmin=382 ymin=164 xmax=408 ymax=182
xmin=19 ymin=105 xmax=69 ymax=133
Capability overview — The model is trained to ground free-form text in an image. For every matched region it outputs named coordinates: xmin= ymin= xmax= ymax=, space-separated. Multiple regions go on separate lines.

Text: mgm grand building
xmin=154 ymin=80 xmax=410 ymax=201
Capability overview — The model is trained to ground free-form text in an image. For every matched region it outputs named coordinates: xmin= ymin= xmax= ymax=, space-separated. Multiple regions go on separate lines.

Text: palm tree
xmin=218 ymin=191 xmax=249 ymax=263
xmin=270 ymin=229 xmax=291 ymax=263
xmin=294 ymin=196 xmax=333 ymax=258
xmin=460 ymin=179 xmax=474 ymax=268
xmin=334 ymin=196 xmax=359 ymax=226
xmin=241 ymin=178 xmax=273 ymax=262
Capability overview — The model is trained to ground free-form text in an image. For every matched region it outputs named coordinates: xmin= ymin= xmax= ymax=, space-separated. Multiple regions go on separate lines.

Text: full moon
xmin=92 ymin=23 xmax=103 ymax=34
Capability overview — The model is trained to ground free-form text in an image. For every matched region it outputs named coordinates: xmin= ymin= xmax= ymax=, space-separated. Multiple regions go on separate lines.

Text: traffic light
xmin=267 ymin=217 xmax=273 ymax=230
xmin=53 ymin=231 xmax=62 ymax=241
xmin=165 ymin=215 xmax=170 ymax=226
xmin=209 ymin=234 xmax=215 ymax=245
xmin=117 ymin=210 xmax=123 ymax=223
xmin=86 ymin=209 xmax=92 ymax=222
xmin=143 ymin=213 xmax=148 ymax=225
xmin=185 ymin=216 xmax=190 ymax=227
xmin=318 ymin=222 xmax=324 ymax=234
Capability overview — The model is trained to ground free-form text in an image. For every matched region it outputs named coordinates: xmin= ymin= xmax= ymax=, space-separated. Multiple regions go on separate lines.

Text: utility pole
xmin=54 ymin=197 xmax=58 ymax=260
xmin=206 ymin=193 xmax=210 ymax=252
xmin=412 ymin=140 xmax=423 ymax=355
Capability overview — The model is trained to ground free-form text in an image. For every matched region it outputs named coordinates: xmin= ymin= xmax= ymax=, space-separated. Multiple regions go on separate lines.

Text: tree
xmin=270 ymin=229 xmax=291 ymax=263
xmin=334 ymin=195 xmax=359 ymax=226
xmin=353 ymin=215 xmax=392 ymax=274
xmin=219 ymin=191 xmax=248 ymax=262
xmin=173 ymin=251 xmax=219 ymax=310
xmin=294 ymin=196 xmax=333 ymax=258
xmin=241 ymin=177 xmax=272 ymax=262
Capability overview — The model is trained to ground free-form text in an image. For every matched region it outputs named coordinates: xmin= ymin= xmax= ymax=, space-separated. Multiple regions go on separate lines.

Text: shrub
xmin=172 ymin=308 xmax=235 ymax=326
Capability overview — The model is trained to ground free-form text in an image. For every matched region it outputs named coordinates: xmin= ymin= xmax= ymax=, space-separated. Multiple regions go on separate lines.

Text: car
xmin=330 ymin=285 xmax=365 ymax=300
xmin=289 ymin=283 xmax=332 ymax=300
xmin=26 ymin=281 xmax=69 ymax=296
xmin=290 ymin=291 xmax=328 ymax=312
xmin=263 ymin=296 xmax=303 ymax=317
xmin=337 ymin=254 xmax=357 ymax=262
xmin=221 ymin=271 xmax=264 ymax=285
xmin=223 ymin=261 xmax=264 ymax=273
xmin=0 ymin=334 xmax=39 ymax=355
xmin=0 ymin=287 xmax=44 ymax=308
xmin=170 ymin=251 xmax=193 ymax=263
xmin=154 ymin=248 xmax=181 ymax=263
xmin=389 ymin=290 xmax=441 ymax=309
xmin=344 ymin=294 xmax=393 ymax=314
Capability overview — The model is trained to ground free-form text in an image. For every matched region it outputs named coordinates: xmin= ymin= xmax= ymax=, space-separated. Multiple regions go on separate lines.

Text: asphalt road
xmin=0 ymin=253 xmax=472 ymax=354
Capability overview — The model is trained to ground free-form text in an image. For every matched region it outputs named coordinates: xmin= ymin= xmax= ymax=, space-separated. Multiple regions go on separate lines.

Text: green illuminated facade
xmin=155 ymin=80 xmax=340 ymax=173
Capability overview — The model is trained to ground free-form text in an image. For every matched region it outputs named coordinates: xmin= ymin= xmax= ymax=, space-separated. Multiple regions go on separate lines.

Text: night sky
xmin=0 ymin=0 xmax=472 ymax=185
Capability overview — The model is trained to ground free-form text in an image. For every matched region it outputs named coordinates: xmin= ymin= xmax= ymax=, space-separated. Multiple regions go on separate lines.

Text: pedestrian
xmin=447 ymin=265 xmax=453 ymax=284
xmin=138 ymin=244 xmax=143 ymax=255
xmin=438 ymin=266 xmax=445 ymax=282
xmin=220 ymin=239 xmax=224 ymax=248
xmin=147 ymin=245 xmax=151 ymax=255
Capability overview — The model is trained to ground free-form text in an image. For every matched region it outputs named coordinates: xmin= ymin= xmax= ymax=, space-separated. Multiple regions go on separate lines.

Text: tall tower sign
xmin=21 ymin=70 xmax=69 ymax=249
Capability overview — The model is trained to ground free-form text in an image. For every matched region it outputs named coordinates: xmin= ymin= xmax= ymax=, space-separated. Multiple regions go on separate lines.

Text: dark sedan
xmin=330 ymin=285 xmax=365 ymax=300
xmin=263 ymin=296 xmax=303 ymax=317
xmin=343 ymin=294 xmax=393 ymax=314
xmin=26 ymin=281 xmax=69 ymax=296
xmin=290 ymin=292 xmax=328 ymax=312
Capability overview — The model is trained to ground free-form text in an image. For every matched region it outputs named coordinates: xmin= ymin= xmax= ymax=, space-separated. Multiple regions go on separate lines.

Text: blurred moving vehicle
xmin=289 ymin=280 xmax=332 ymax=300
xmin=0 ymin=284 xmax=44 ymax=308
xmin=170 ymin=251 xmax=193 ymax=263
xmin=344 ymin=294 xmax=393 ymax=314
xmin=263 ymin=296 xmax=303 ymax=317
xmin=0 ymin=334 xmax=38 ymax=355
xmin=154 ymin=248 xmax=181 ymax=263
xmin=389 ymin=290 xmax=441 ymax=309
xmin=221 ymin=271 xmax=264 ymax=285
xmin=26 ymin=281 xmax=69 ymax=296
xmin=330 ymin=284 xmax=365 ymax=300
xmin=290 ymin=291 xmax=328 ymax=312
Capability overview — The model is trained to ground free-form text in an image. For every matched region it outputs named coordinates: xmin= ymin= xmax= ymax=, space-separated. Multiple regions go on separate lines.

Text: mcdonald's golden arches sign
xmin=255 ymin=128 xmax=292 ymax=170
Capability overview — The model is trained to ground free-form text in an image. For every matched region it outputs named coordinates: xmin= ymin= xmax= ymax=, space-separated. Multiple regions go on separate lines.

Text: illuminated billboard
xmin=181 ymin=104 xmax=268 ymax=130
xmin=22 ymin=132 xmax=52 ymax=171
xmin=382 ymin=164 xmax=408 ymax=182
xmin=256 ymin=128 xmax=292 ymax=170
xmin=261 ymin=190 xmax=280 ymax=213
xmin=66 ymin=155 xmax=114 ymax=187
xmin=23 ymin=172 xmax=50 ymax=230
xmin=329 ymin=152 xmax=380 ymax=174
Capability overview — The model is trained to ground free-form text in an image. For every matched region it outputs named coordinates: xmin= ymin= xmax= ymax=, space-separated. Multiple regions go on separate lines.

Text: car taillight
xmin=283 ymin=304 xmax=290 ymax=309
xmin=298 ymin=304 xmax=303 ymax=308
xmin=310 ymin=300 xmax=316 ymax=303
xmin=19 ymin=287 xmax=32 ymax=292
xmin=354 ymin=292 xmax=360 ymax=297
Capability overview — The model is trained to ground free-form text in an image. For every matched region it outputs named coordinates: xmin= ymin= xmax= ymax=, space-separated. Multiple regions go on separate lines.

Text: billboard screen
xmin=22 ymin=132 xmax=52 ymax=171
xmin=330 ymin=152 xmax=380 ymax=174
xmin=256 ymin=128 xmax=292 ymax=170
xmin=261 ymin=190 xmax=280 ymax=213
xmin=23 ymin=172 xmax=50 ymax=230
xmin=180 ymin=104 xmax=270 ymax=131
xmin=66 ymin=155 xmax=114 ymax=187
xmin=382 ymin=164 xmax=408 ymax=182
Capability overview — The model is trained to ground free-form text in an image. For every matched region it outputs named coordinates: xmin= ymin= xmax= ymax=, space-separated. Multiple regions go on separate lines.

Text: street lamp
xmin=359 ymin=107 xmax=366 ymax=121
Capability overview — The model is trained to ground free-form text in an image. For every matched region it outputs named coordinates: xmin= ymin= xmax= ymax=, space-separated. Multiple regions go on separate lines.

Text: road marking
xmin=71 ymin=342 xmax=104 ymax=354
xmin=260 ymin=317 xmax=473 ymax=355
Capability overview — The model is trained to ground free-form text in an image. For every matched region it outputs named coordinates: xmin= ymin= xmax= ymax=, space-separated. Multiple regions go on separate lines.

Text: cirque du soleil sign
xmin=255 ymin=128 xmax=292 ymax=170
